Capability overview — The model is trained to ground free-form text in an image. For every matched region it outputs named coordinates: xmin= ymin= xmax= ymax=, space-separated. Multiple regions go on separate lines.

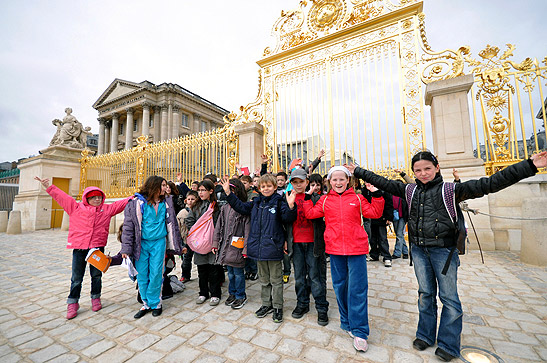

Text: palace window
xmin=181 ymin=113 xmax=189 ymax=128
xmin=149 ymin=118 xmax=153 ymax=128
xmin=201 ymin=120 xmax=207 ymax=132
xmin=133 ymin=120 xmax=138 ymax=132
xmin=119 ymin=123 xmax=124 ymax=135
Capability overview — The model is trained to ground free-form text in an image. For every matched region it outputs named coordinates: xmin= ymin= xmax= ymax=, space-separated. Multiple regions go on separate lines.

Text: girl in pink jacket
xmin=35 ymin=177 xmax=130 ymax=319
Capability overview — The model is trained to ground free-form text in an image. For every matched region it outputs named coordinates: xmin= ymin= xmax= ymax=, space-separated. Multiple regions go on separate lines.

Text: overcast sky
xmin=0 ymin=0 xmax=545 ymax=162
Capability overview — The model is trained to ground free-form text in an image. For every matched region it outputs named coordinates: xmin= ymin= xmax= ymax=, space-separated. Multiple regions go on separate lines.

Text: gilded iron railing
xmin=79 ymin=126 xmax=239 ymax=199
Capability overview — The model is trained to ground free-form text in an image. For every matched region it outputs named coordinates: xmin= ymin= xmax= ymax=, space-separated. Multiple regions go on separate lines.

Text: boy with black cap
xmin=287 ymin=168 xmax=329 ymax=326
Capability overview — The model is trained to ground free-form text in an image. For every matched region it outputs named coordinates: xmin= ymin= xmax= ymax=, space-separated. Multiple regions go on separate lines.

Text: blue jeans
xmin=67 ymin=248 xmax=104 ymax=304
xmin=227 ymin=266 xmax=246 ymax=299
xmin=411 ymin=245 xmax=462 ymax=357
xmin=392 ymin=218 xmax=408 ymax=257
xmin=135 ymin=237 xmax=166 ymax=309
xmin=330 ymin=254 xmax=369 ymax=339
xmin=292 ymin=243 xmax=328 ymax=313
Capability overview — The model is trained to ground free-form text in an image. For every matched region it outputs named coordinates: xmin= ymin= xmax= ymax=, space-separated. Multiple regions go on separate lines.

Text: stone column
xmin=153 ymin=106 xmax=161 ymax=143
xmin=172 ymin=105 xmax=180 ymax=139
xmin=167 ymin=103 xmax=173 ymax=139
xmin=425 ymin=74 xmax=494 ymax=250
xmin=235 ymin=122 xmax=264 ymax=173
xmin=142 ymin=102 xmax=150 ymax=141
xmin=110 ymin=113 xmax=119 ymax=152
xmin=98 ymin=118 xmax=106 ymax=154
xmin=160 ymin=104 xmax=168 ymax=141
xmin=125 ymin=108 xmax=134 ymax=150
xmin=520 ymin=196 xmax=547 ymax=266
xmin=104 ymin=121 xmax=111 ymax=153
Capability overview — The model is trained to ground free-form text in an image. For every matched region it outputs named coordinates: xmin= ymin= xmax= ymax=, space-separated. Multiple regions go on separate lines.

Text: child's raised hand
xmin=365 ymin=182 xmax=378 ymax=192
xmin=344 ymin=163 xmax=357 ymax=174
xmin=220 ymin=177 xmax=231 ymax=195
xmin=176 ymin=173 xmax=183 ymax=182
xmin=34 ymin=176 xmax=50 ymax=188
xmin=286 ymin=190 xmax=296 ymax=209
xmin=261 ymin=154 xmax=269 ymax=164
xmin=532 ymin=151 xmax=547 ymax=169
xmin=318 ymin=148 xmax=325 ymax=159
xmin=452 ymin=168 xmax=460 ymax=182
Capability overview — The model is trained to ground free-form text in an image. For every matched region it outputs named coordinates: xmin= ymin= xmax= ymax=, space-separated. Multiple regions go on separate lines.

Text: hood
xmin=82 ymin=186 xmax=106 ymax=207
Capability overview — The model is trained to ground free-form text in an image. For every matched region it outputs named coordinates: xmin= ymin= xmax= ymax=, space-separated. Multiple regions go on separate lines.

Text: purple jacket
xmin=121 ymin=195 xmax=183 ymax=260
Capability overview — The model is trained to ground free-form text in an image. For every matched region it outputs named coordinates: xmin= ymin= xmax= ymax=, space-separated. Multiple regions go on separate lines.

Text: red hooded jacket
xmin=303 ymin=188 xmax=384 ymax=255
xmin=46 ymin=185 xmax=130 ymax=249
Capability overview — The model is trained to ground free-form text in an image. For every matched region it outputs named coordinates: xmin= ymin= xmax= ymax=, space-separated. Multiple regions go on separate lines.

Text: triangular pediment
xmin=93 ymin=79 xmax=145 ymax=109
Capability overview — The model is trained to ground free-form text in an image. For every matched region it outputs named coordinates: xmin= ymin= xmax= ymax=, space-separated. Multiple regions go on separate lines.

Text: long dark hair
xmin=193 ymin=179 xmax=218 ymax=214
xmin=167 ymin=181 xmax=179 ymax=196
xmin=229 ymin=178 xmax=247 ymax=202
xmin=138 ymin=176 xmax=166 ymax=204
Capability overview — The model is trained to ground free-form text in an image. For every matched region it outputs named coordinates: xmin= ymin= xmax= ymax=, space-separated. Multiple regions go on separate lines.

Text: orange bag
xmin=86 ymin=249 xmax=112 ymax=273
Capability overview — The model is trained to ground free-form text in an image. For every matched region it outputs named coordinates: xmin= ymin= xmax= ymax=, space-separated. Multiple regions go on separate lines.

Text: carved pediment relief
xmin=93 ymin=79 xmax=144 ymax=109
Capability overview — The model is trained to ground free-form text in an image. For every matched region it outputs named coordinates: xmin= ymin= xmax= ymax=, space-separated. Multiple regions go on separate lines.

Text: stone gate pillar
xmin=425 ymin=74 xmax=495 ymax=250
xmin=235 ymin=122 xmax=264 ymax=174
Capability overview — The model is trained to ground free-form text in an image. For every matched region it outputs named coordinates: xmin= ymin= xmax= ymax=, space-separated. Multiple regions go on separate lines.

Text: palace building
xmin=93 ymin=79 xmax=229 ymax=154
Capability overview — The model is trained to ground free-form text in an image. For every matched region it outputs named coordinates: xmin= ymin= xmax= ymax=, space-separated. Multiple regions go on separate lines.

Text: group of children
xmin=35 ymin=149 xmax=547 ymax=361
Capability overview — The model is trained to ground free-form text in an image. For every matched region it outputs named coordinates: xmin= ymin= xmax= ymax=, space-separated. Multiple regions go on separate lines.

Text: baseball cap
xmin=289 ymin=168 xmax=308 ymax=181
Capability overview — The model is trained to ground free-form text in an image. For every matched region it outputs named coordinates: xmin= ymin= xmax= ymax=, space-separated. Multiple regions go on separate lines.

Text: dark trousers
xmin=197 ymin=264 xmax=222 ymax=298
xmin=292 ymin=243 xmax=329 ymax=313
xmin=369 ymin=224 xmax=391 ymax=261
xmin=244 ymin=257 xmax=257 ymax=275
xmin=68 ymin=248 xmax=103 ymax=304
xmin=181 ymin=248 xmax=194 ymax=279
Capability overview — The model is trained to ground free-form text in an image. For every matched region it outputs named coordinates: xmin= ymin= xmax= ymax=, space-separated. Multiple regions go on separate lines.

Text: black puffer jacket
xmin=354 ymin=159 xmax=538 ymax=248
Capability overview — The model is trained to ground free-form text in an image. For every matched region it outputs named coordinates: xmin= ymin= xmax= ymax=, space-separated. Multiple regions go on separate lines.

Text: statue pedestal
xmin=12 ymin=146 xmax=83 ymax=231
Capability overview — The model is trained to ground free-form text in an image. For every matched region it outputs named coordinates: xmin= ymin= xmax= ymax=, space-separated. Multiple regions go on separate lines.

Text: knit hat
xmin=327 ymin=166 xmax=351 ymax=180
xmin=87 ymin=190 xmax=103 ymax=198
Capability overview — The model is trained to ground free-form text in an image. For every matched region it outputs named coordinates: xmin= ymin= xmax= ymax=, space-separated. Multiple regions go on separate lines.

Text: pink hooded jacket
xmin=46 ymin=185 xmax=130 ymax=249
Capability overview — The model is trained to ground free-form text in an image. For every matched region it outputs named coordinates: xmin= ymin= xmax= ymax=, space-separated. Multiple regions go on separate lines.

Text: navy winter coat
xmin=226 ymin=192 xmax=297 ymax=261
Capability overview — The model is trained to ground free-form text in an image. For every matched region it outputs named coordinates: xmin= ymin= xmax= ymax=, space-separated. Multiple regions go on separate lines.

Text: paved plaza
xmin=0 ymin=230 xmax=546 ymax=362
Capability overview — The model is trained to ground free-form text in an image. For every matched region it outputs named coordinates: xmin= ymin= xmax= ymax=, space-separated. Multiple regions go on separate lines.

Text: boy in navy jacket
xmin=222 ymin=174 xmax=297 ymax=323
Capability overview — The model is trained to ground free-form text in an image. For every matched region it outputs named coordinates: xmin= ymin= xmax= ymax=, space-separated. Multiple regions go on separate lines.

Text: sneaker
xmin=133 ymin=306 xmax=151 ymax=319
xmin=353 ymin=336 xmax=368 ymax=352
xmin=91 ymin=298 xmax=102 ymax=312
xmin=179 ymin=276 xmax=190 ymax=283
xmin=291 ymin=305 xmax=310 ymax=319
xmin=384 ymin=259 xmax=392 ymax=267
xmin=231 ymin=297 xmax=247 ymax=309
xmin=435 ymin=347 xmax=457 ymax=362
xmin=255 ymin=305 xmax=274 ymax=318
xmin=244 ymin=272 xmax=250 ymax=280
xmin=272 ymin=308 xmax=283 ymax=323
xmin=249 ymin=273 xmax=259 ymax=281
xmin=66 ymin=303 xmax=79 ymax=320
xmin=366 ymin=256 xmax=379 ymax=262
xmin=347 ymin=330 xmax=355 ymax=338
xmin=403 ymin=254 xmax=409 ymax=259
xmin=412 ymin=338 xmax=430 ymax=351
xmin=225 ymin=294 xmax=236 ymax=306
xmin=317 ymin=312 xmax=329 ymax=326
xmin=391 ymin=255 xmax=401 ymax=260
xmin=196 ymin=296 xmax=207 ymax=304
xmin=209 ymin=297 xmax=220 ymax=306
xmin=283 ymin=275 xmax=290 ymax=283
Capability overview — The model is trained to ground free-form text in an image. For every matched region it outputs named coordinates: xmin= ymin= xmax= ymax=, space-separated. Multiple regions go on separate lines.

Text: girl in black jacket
xmin=348 ymin=150 xmax=546 ymax=361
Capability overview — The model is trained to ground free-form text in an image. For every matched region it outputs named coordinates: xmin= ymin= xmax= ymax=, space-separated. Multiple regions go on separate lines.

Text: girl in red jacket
xmin=303 ymin=166 xmax=384 ymax=353
xmin=35 ymin=177 xmax=130 ymax=320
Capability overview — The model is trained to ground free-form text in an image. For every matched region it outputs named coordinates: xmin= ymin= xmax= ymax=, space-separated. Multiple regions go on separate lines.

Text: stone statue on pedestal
xmin=49 ymin=107 xmax=92 ymax=149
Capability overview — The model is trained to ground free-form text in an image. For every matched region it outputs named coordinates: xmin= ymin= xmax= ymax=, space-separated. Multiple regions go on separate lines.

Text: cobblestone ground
xmin=0 ymin=230 xmax=546 ymax=362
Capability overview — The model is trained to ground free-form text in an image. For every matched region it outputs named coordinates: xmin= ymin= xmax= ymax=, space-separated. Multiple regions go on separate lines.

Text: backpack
xmin=405 ymin=182 xmax=467 ymax=275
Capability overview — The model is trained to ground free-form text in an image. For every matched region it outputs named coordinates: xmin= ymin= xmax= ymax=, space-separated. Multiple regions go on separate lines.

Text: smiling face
xmin=165 ymin=183 xmax=171 ymax=195
xmin=412 ymin=160 xmax=440 ymax=184
xmin=329 ymin=171 xmax=349 ymax=193
xmin=290 ymin=178 xmax=309 ymax=194
xmin=260 ymin=181 xmax=276 ymax=197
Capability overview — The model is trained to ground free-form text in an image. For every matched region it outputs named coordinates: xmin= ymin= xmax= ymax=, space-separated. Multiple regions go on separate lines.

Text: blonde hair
xmin=259 ymin=174 xmax=277 ymax=187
